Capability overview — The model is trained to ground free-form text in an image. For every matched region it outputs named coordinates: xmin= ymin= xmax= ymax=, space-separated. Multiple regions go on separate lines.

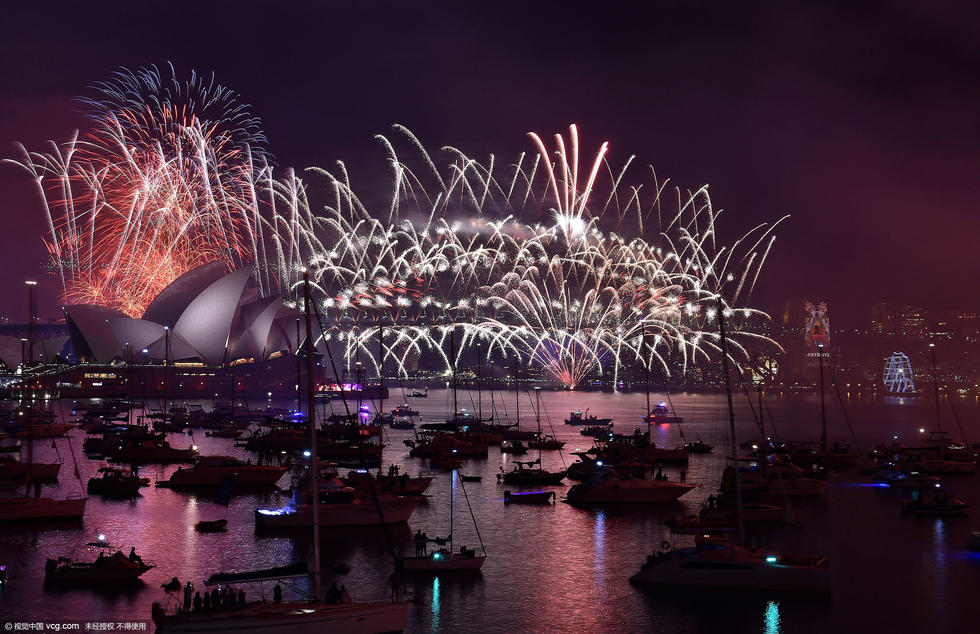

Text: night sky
xmin=2 ymin=1 xmax=978 ymax=324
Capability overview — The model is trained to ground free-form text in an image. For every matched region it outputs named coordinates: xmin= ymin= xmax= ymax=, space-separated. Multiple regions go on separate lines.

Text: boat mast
xmin=378 ymin=324 xmax=384 ymax=427
xmin=930 ymin=343 xmax=941 ymax=432
xmin=301 ymin=268 xmax=322 ymax=600
xmin=163 ymin=326 xmax=170 ymax=420
xmin=643 ymin=323 xmax=650 ymax=415
xmin=535 ymin=386 xmax=542 ymax=463
xmin=514 ymin=356 xmax=520 ymax=428
xmin=450 ymin=329 xmax=458 ymax=423
xmin=296 ymin=318 xmax=302 ymax=414
xmin=449 ymin=328 xmax=456 ymax=556
xmin=716 ymin=299 xmax=744 ymax=546
xmin=818 ymin=342 xmax=827 ymax=453
xmin=476 ymin=336 xmax=482 ymax=422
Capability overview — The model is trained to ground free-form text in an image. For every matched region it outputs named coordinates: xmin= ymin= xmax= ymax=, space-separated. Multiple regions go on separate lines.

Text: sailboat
xmin=396 ymin=470 xmax=487 ymax=572
xmin=153 ymin=267 xmax=408 ymax=633
xmin=498 ymin=377 xmax=566 ymax=485
xmin=630 ymin=300 xmax=830 ymax=593
xmin=0 ymin=402 xmax=86 ymax=522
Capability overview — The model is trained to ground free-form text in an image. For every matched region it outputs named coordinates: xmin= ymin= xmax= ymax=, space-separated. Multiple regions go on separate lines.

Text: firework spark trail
xmin=9 ymin=65 xmax=782 ymax=385
xmin=300 ymin=124 xmax=785 ymax=387
xmin=5 ymin=66 xmax=310 ymax=316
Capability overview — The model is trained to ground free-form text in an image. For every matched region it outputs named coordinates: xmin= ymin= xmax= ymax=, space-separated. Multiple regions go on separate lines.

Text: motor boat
xmin=255 ymin=478 xmax=422 ymax=528
xmin=157 ymin=456 xmax=287 ymax=488
xmin=902 ymin=489 xmax=970 ymax=516
xmin=565 ymin=410 xmax=612 ymax=426
xmin=87 ymin=466 xmax=146 ymax=497
xmin=565 ymin=468 xmax=694 ymax=504
xmin=666 ymin=502 xmax=785 ymax=533
xmin=45 ymin=548 xmax=153 ymax=585
xmin=643 ymin=402 xmax=683 ymax=425
xmin=195 ymin=519 xmax=229 ymax=532
xmin=528 ymin=435 xmax=565 ymax=450
xmin=498 ymin=459 xmax=565 ymax=485
xmin=871 ymin=469 xmax=942 ymax=489
xmin=683 ymin=440 xmax=713 ymax=454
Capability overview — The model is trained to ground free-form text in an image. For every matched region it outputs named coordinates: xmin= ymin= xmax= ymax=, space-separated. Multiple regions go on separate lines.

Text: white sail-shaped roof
xmin=142 ymin=261 xmax=228 ymax=327
xmin=65 ymin=304 xmax=127 ymax=362
xmin=108 ymin=318 xmax=167 ymax=357
xmin=143 ymin=329 xmax=202 ymax=362
xmin=229 ymin=295 xmax=283 ymax=361
xmin=36 ymin=336 xmax=69 ymax=363
xmin=0 ymin=334 xmax=23 ymax=369
xmin=173 ymin=268 xmax=251 ymax=366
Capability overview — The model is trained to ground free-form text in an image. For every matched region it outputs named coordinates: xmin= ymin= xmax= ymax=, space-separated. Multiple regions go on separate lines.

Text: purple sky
xmin=2 ymin=1 xmax=978 ymax=324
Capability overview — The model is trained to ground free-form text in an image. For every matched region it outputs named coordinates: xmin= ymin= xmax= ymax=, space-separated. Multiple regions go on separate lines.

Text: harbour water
xmin=1 ymin=389 xmax=978 ymax=633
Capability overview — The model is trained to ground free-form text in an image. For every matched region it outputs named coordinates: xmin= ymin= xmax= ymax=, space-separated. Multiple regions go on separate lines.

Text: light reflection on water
xmin=763 ymin=600 xmax=781 ymax=634
xmin=0 ymin=390 xmax=979 ymax=633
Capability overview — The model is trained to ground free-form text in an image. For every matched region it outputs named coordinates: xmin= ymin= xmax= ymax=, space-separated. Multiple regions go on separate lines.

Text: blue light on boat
xmin=596 ymin=461 xmax=603 ymax=466
xmin=356 ymin=469 xmax=368 ymax=473
xmin=765 ymin=555 xmax=778 ymax=564
xmin=433 ymin=552 xmax=442 ymax=560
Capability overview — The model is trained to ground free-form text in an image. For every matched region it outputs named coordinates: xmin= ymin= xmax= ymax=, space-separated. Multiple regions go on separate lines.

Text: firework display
xmin=302 ymin=125 xmax=784 ymax=387
xmin=9 ymin=67 xmax=783 ymax=387
xmin=6 ymin=64 xmax=299 ymax=316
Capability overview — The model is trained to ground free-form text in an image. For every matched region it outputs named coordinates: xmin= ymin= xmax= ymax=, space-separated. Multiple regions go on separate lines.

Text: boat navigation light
xmin=596 ymin=461 xmax=603 ymax=466
xmin=191 ymin=445 xmax=198 ymax=451
xmin=935 ymin=483 xmax=941 ymax=488
xmin=433 ymin=552 xmax=442 ymax=560
xmin=765 ymin=555 xmax=778 ymax=564
xmin=98 ymin=534 xmax=106 ymax=542
xmin=303 ymin=451 xmax=311 ymax=457
xmin=919 ymin=428 xmax=925 ymax=433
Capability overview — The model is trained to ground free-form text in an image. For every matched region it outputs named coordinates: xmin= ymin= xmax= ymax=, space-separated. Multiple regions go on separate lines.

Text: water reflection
xmin=431 ymin=575 xmax=441 ymax=632
xmin=763 ymin=600 xmax=781 ymax=634
xmin=593 ymin=509 xmax=606 ymax=591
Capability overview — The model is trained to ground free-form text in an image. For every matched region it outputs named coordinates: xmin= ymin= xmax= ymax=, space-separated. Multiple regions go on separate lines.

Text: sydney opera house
xmin=6 ymin=262 xmax=326 ymax=399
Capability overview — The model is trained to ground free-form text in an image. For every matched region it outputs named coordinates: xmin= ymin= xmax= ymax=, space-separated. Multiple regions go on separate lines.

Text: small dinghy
xmin=503 ymin=490 xmax=556 ymax=505
xmin=195 ymin=519 xmax=228 ymax=532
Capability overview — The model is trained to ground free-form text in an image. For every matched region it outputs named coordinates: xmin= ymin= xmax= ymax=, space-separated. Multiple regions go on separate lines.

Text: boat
xmin=498 ymin=459 xmax=566 ymax=485
xmin=256 ymin=478 xmax=422 ymax=529
xmin=565 ymin=468 xmax=694 ymax=504
xmin=722 ymin=457 xmax=829 ymax=496
xmin=87 ymin=466 xmax=146 ymax=497
xmin=630 ymin=306 xmax=830 ymax=594
xmin=629 ymin=536 xmax=830 ymax=592
xmin=408 ymin=389 xmax=428 ymax=398
xmin=0 ymin=455 xmax=61 ymax=481
xmin=902 ymin=489 xmax=970 ymax=516
xmin=684 ymin=439 xmax=714 ymax=454
xmin=500 ymin=440 xmax=528 ymax=455
xmin=157 ymin=456 xmax=287 ymax=488
xmin=46 ymin=548 xmax=153 ymax=585
xmin=665 ymin=502 xmax=785 ymax=533
xmin=580 ymin=424 xmax=614 ymax=438
xmin=195 ymin=519 xmax=228 ymax=532
xmin=967 ymin=531 xmax=980 ymax=551
xmin=389 ymin=418 xmax=416 ymax=430
xmin=153 ymin=273 xmax=409 ymax=634
xmin=429 ymin=452 xmax=463 ymax=470
xmin=342 ymin=468 xmax=433 ymax=496
xmin=565 ymin=409 xmax=612 ymax=426
xmin=503 ymin=490 xmax=556 ymax=504
xmin=0 ymin=496 xmax=86 ymax=522
xmin=460 ymin=475 xmax=482 ymax=482
xmin=528 ymin=435 xmax=565 ymax=450
xmin=106 ymin=439 xmax=198 ymax=464
xmin=871 ymin=469 xmax=942 ymax=489
xmin=0 ymin=429 xmax=87 ymax=522
xmin=397 ymin=471 xmax=487 ymax=573
xmin=643 ymin=402 xmax=683 ymax=425
xmin=204 ymin=427 xmax=242 ymax=438
xmin=392 ymin=404 xmax=419 ymax=417
xmin=566 ymin=451 xmax=649 ymax=481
